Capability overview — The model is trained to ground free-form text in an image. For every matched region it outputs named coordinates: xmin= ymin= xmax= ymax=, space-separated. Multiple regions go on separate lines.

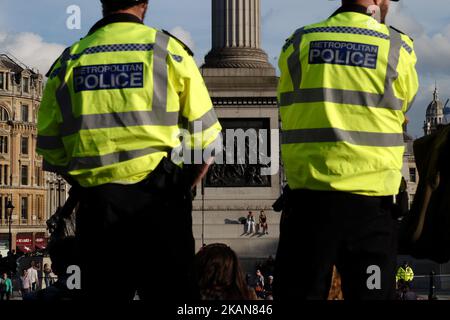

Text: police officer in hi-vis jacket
xmin=37 ymin=0 xmax=222 ymax=300
xmin=275 ymin=0 xmax=418 ymax=300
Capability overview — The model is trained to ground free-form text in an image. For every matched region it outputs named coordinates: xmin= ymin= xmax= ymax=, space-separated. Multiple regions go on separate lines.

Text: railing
xmin=406 ymin=274 xmax=450 ymax=300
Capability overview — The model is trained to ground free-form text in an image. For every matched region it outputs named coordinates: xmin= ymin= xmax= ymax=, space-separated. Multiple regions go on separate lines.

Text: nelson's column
xmin=193 ymin=0 xmax=281 ymax=269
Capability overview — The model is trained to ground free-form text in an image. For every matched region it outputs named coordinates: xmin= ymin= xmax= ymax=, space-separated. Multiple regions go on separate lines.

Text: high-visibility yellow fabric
xmin=278 ymin=12 xmax=419 ymax=196
xmin=396 ymin=266 xmax=414 ymax=282
xmin=37 ymin=18 xmax=221 ymax=187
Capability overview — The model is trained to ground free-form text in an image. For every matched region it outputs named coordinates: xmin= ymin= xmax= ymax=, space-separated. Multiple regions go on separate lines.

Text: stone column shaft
xmin=212 ymin=0 xmax=261 ymax=49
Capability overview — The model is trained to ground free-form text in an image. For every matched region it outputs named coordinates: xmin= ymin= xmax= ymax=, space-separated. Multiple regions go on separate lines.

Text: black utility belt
xmin=138 ymin=157 xmax=187 ymax=191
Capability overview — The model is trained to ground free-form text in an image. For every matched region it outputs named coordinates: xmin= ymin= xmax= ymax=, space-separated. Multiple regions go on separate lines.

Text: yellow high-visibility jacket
xmin=278 ymin=10 xmax=419 ymax=196
xmin=37 ymin=14 xmax=222 ymax=187
xmin=396 ymin=266 xmax=414 ymax=282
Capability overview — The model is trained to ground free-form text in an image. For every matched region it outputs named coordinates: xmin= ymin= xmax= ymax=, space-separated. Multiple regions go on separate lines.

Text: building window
xmin=2 ymin=197 xmax=7 ymax=221
xmin=0 ymin=107 xmax=9 ymax=122
xmin=3 ymin=165 xmax=8 ymax=185
xmin=21 ymin=197 xmax=28 ymax=222
xmin=35 ymin=167 xmax=41 ymax=187
xmin=0 ymin=136 xmax=8 ymax=154
xmin=21 ymin=105 xmax=29 ymax=122
xmin=37 ymin=196 xmax=44 ymax=221
xmin=0 ymin=73 xmax=7 ymax=90
xmin=21 ymin=136 xmax=29 ymax=155
xmin=21 ymin=165 xmax=28 ymax=186
xmin=409 ymin=168 xmax=417 ymax=183
xmin=0 ymin=195 xmax=8 ymax=222
xmin=23 ymin=77 xmax=29 ymax=93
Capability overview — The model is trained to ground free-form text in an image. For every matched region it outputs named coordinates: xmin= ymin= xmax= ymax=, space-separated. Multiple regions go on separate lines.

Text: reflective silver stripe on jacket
xmin=69 ymin=147 xmax=165 ymax=171
xmin=281 ymin=128 xmax=404 ymax=147
xmin=56 ymin=47 xmax=76 ymax=136
xmin=181 ymin=109 xmax=219 ymax=134
xmin=380 ymin=28 xmax=403 ymax=112
xmin=287 ymin=28 xmax=305 ymax=94
xmin=279 ymin=88 xmax=403 ymax=110
xmin=43 ymin=146 xmax=169 ymax=173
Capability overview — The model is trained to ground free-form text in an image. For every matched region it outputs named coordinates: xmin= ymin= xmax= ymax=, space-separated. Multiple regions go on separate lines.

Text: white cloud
xmin=0 ymin=32 xmax=65 ymax=75
xmin=389 ymin=4 xmax=450 ymax=77
xmin=169 ymin=26 xmax=196 ymax=52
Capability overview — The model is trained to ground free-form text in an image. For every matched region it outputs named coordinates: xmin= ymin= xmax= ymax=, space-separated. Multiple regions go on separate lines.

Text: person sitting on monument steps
xmin=259 ymin=210 xmax=268 ymax=235
xmin=246 ymin=211 xmax=256 ymax=234
xmin=194 ymin=243 xmax=257 ymax=300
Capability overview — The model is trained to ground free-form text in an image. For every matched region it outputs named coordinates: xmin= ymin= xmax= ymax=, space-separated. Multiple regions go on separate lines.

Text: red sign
xmin=16 ymin=233 xmax=34 ymax=253
xmin=35 ymin=233 xmax=48 ymax=250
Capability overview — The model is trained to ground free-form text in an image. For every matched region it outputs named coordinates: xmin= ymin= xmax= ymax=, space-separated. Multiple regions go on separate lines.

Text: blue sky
xmin=1 ymin=0 xmax=449 ymax=137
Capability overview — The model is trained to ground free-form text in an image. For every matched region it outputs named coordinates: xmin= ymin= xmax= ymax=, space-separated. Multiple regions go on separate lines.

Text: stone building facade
xmin=0 ymin=54 xmax=67 ymax=255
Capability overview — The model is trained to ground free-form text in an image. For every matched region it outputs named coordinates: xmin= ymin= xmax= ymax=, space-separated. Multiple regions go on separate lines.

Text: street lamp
xmin=6 ymin=199 xmax=14 ymax=253
xmin=56 ymin=176 xmax=63 ymax=209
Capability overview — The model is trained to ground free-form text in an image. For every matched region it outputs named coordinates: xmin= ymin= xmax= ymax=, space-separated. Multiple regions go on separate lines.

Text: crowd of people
xmin=0 ymin=243 xmax=433 ymax=302
xmin=0 ymin=251 xmax=56 ymax=300
xmin=196 ymin=244 xmax=275 ymax=300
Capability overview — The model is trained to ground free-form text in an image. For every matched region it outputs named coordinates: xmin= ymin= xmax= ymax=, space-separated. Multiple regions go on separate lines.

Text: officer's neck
xmin=342 ymin=0 xmax=376 ymax=8
xmin=332 ymin=3 xmax=373 ymax=18
xmin=105 ymin=8 xmax=145 ymax=21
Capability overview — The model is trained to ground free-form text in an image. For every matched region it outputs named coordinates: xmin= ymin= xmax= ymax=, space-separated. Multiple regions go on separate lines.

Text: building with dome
xmin=423 ymin=86 xmax=448 ymax=135
xmin=0 ymin=54 xmax=68 ymax=256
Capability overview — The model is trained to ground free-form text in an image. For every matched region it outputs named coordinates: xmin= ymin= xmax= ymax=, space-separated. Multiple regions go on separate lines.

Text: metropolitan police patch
xmin=309 ymin=41 xmax=379 ymax=69
xmin=73 ymin=62 xmax=144 ymax=93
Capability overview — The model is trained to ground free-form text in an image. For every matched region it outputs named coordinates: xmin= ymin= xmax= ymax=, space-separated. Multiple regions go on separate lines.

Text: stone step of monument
xmin=192 ymin=199 xmax=279 ymax=212
xmin=194 ymin=238 xmax=279 ymax=259
xmin=192 ymin=224 xmax=279 ymax=239
xmin=192 ymin=210 xmax=281 ymax=225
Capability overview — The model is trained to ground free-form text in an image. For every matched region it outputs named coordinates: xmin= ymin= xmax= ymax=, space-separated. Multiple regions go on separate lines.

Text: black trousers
xmin=75 ymin=161 xmax=197 ymax=301
xmin=274 ymin=189 xmax=398 ymax=300
xmin=0 ymin=292 xmax=11 ymax=300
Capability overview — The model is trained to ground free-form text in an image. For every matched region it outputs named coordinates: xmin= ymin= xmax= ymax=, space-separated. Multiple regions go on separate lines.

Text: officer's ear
xmin=140 ymin=1 xmax=148 ymax=12
xmin=138 ymin=1 xmax=149 ymax=20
